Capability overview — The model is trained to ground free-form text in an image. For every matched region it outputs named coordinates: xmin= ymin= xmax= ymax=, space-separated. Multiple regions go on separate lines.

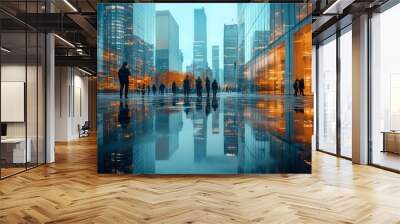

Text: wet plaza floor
xmin=97 ymin=93 xmax=313 ymax=174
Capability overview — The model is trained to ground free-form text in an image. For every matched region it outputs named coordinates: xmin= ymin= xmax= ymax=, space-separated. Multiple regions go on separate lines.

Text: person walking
xmin=159 ymin=83 xmax=165 ymax=95
xmin=118 ymin=62 xmax=131 ymax=99
xmin=172 ymin=81 xmax=177 ymax=95
xmin=205 ymin=77 xmax=211 ymax=98
xmin=212 ymin=79 xmax=219 ymax=98
xmin=152 ymin=84 xmax=157 ymax=95
xmin=141 ymin=84 xmax=146 ymax=96
xmin=183 ymin=75 xmax=190 ymax=97
xmin=293 ymin=79 xmax=299 ymax=96
xmin=147 ymin=85 xmax=151 ymax=95
xmin=299 ymin=78 xmax=305 ymax=96
xmin=196 ymin=77 xmax=203 ymax=97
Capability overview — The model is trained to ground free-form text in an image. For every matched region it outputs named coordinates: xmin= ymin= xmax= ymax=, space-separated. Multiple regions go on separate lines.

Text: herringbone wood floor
xmin=1 ymin=136 xmax=400 ymax=224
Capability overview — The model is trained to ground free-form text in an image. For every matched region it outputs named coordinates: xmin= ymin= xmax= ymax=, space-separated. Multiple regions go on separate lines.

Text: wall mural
xmin=97 ymin=3 xmax=313 ymax=174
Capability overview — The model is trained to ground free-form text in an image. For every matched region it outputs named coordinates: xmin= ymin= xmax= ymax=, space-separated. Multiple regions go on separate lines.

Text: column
xmin=352 ymin=14 xmax=369 ymax=164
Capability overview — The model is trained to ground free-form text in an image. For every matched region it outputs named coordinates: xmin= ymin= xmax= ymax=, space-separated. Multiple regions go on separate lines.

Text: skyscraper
xmin=98 ymin=4 xmax=155 ymax=89
xmin=178 ymin=49 xmax=184 ymax=72
xmin=156 ymin=10 xmax=180 ymax=74
xmin=193 ymin=8 xmax=207 ymax=77
xmin=224 ymin=24 xmax=238 ymax=89
xmin=212 ymin=45 xmax=219 ymax=82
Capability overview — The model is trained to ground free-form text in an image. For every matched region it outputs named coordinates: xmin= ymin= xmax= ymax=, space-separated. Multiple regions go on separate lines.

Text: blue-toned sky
xmin=156 ymin=3 xmax=237 ymax=70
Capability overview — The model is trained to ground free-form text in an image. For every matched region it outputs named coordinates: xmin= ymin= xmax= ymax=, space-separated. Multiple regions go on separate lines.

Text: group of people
xmin=293 ymin=79 xmax=305 ymax=96
xmin=189 ymin=77 xmax=219 ymax=98
xmin=118 ymin=62 xmax=220 ymax=99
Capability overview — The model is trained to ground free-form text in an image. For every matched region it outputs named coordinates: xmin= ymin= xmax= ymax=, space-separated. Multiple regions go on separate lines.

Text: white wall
xmin=55 ymin=67 xmax=89 ymax=141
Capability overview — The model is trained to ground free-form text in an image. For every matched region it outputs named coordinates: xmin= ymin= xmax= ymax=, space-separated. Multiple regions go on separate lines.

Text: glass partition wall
xmin=370 ymin=3 xmax=400 ymax=171
xmin=316 ymin=26 xmax=352 ymax=159
xmin=0 ymin=2 xmax=46 ymax=179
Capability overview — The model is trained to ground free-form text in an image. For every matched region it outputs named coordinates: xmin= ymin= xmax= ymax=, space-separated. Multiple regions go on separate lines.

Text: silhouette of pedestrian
xmin=141 ymin=84 xmax=145 ymax=96
xmin=205 ymin=77 xmax=211 ymax=98
xmin=195 ymin=77 xmax=203 ymax=97
xmin=172 ymin=81 xmax=177 ymax=95
xmin=152 ymin=84 xmax=157 ymax=95
xmin=293 ymin=79 xmax=299 ymax=96
xmin=118 ymin=62 xmax=131 ymax=99
xmin=183 ymin=75 xmax=190 ymax=97
xmin=299 ymin=78 xmax=305 ymax=96
xmin=147 ymin=85 xmax=150 ymax=95
xmin=159 ymin=83 xmax=165 ymax=95
xmin=211 ymin=79 xmax=219 ymax=98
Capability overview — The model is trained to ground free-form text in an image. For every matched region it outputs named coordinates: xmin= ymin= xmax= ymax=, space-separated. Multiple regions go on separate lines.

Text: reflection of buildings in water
xmin=193 ymin=97 xmax=207 ymax=162
xmin=98 ymin=100 xmax=134 ymax=173
xmin=223 ymin=97 xmax=239 ymax=157
xmin=211 ymin=97 xmax=220 ymax=134
xmin=155 ymin=108 xmax=183 ymax=160
xmin=292 ymin=100 xmax=313 ymax=144
xmin=131 ymin=101 xmax=156 ymax=173
xmin=253 ymin=98 xmax=286 ymax=136
xmin=98 ymin=94 xmax=311 ymax=174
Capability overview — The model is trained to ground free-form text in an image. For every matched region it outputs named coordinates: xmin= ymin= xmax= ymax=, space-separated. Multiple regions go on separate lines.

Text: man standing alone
xmin=118 ymin=62 xmax=131 ymax=99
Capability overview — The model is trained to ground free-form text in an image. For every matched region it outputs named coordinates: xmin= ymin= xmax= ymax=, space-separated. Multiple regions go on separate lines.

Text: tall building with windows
xmin=224 ymin=24 xmax=238 ymax=89
xmin=98 ymin=4 xmax=155 ymax=90
xmin=212 ymin=45 xmax=219 ymax=82
xmin=193 ymin=8 xmax=207 ymax=77
xmin=156 ymin=10 xmax=180 ymax=74
xmin=178 ymin=49 xmax=184 ymax=72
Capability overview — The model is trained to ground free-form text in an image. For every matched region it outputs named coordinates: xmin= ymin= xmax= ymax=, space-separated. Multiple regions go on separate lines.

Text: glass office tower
xmin=237 ymin=3 xmax=312 ymax=95
xmin=156 ymin=10 xmax=180 ymax=74
xmin=193 ymin=8 xmax=208 ymax=78
xmin=224 ymin=24 xmax=238 ymax=90
xmin=97 ymin=3 xmax=155 ymax=92
xmin=212 ymin=45 xmax=220 ymax=82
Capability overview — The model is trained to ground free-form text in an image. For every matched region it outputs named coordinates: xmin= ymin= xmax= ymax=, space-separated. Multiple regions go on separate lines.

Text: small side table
xmin=381 ymin=131 xmax=400 ymax=154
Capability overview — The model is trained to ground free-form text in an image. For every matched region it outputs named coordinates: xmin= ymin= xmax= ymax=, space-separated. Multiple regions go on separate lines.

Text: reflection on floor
xmin=373 ymin=151 xmax=400 ymax=171
xmin=0 ymin=167 xmax=25 ymax=178
xmin=97 ymin=93 xmax=313 ymax=174
xmin=0 ymin=162 xmax=40 ymax=178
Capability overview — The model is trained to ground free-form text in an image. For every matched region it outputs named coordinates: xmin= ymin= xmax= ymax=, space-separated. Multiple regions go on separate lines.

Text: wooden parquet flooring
xmin=1 ymin=136 xmax=400 ymax=224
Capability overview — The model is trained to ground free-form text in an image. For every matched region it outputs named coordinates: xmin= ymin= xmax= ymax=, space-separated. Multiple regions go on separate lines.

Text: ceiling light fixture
xmin=54 ymin=34 xmax=75 ymax=48
xmin=78 ymin=67 xmax=93 ymax=76
xmin=63 ymin=0 xmax=78 ymax=12
xmin=322 ymin=0 xmax=354 ymax=15
xmin=1 ymin=47 xmax=11 ymax=53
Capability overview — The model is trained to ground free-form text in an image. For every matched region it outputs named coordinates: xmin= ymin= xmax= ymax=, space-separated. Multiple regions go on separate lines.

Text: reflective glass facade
xmin=97 ymin=3 xmax=155 ymax=92
xmin=237 ymin=3 xmax=313 ymax=94
xmin=193 ymin=8 xmax=207 ymax=78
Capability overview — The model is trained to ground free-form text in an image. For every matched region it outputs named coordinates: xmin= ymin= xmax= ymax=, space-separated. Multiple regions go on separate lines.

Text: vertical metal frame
xmin=336 ymin=27 xmax=341 ymax=157
xmin=0 ymin=17 xmax=2 ymax=179
xmin=367 ymin=11 xmax=373 ymax=165
xmin=315 ymin=44 xmax=320 ymax=151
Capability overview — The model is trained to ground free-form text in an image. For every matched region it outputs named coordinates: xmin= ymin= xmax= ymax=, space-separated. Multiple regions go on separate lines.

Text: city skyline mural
xmin=97 ymin=3 xmax=313 ymax=174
